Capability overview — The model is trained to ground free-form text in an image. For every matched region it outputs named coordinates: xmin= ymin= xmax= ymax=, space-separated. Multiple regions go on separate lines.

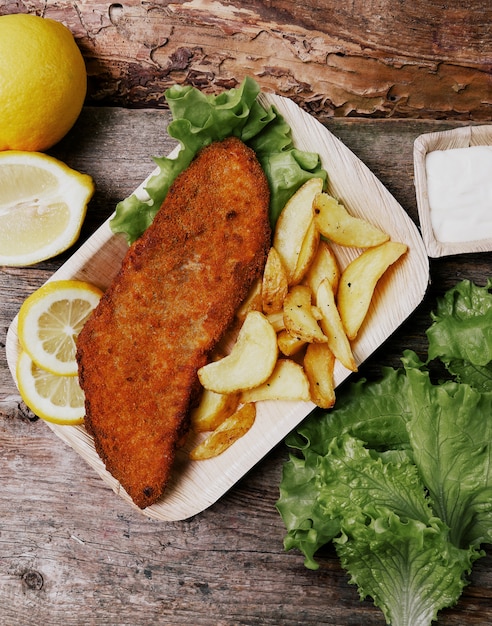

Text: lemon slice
xmin=0 ymin=151 xmax=94 ymax=266
xmin=16 ymin=350 xmax=85 ymax=425
xmin=18 ymin=279 xmax=103 ymax=376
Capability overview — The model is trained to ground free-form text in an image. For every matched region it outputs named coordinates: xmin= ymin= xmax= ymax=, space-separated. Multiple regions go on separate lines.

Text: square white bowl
xmin=414 ymin=125 xmax=492 ymax=258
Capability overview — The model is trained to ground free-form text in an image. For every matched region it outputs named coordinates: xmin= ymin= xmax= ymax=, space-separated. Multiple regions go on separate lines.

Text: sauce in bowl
xmin=426 ymin=145 xmax=492 ymax=243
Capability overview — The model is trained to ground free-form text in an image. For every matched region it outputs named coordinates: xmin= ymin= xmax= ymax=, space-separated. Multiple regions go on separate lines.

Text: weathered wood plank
xmin=1 ymin=0 xmax=491 ymax=121
xmin=1 ymin=108 xmax=492 ymax=625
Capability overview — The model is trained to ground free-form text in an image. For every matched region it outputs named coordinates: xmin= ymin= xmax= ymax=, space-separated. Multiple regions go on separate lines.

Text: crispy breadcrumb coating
xmin=76 ymin=137 xmax=271 ymax=509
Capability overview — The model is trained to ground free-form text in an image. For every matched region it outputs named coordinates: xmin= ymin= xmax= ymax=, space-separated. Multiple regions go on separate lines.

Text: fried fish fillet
xmin=76 ymin=137 xmax=271 ymax=509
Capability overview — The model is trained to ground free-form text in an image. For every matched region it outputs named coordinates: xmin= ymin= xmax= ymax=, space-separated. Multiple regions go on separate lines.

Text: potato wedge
xmin=190 ymin=389 xmax=240 ymax=432
xmin=266 ymin=311 xmax=285 ymax=332
xmin=316 ymin=278 xmax=357 ymax=372
xmin=189 ymin=403 xmax=256 ymax=460
xmin=283 ymin=284 xmax=327 ymax=343
xmin=262 ymin=247 xmax=289 ymax=315
xmin=291 ymin=219 xmax=320 ymax=286
xmin=303 ymin=240 xmax=341 ymax=296
xmin=236 ymin=278 xmax=262 ymax=322
xmin=273 ymin=177 xmax=324 ymax=284
xmin=304 ymin=342 xmax=336 ymax=409
xmin=311 ymin=305 xmax=323 ymax=321
xmin=241 ymin=359 xmax=311 ymax=403
xmin=313 ymin=192 xmax=390 ymax=248
xmin=198 ymin=310 xmax=278 ymax=393
xmin=277 ymin=329 xmax=306 ymax=357
xmin=337 ymin=241 xmax=408 ymax=340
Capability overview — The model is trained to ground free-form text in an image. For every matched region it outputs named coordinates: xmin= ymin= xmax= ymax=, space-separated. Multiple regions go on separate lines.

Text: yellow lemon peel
xmin=0 ymin=13 xmax=87 ymax=152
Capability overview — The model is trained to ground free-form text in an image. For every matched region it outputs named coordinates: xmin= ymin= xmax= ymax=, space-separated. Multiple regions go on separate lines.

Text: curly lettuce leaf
xmin=278 ymin=333 xmax=491 ymax=625
xmin=336 ymin=512 xmax=473 ymax=626
xmin=278 ymin=428 xmax=435 ymax=571
xmin=286 ymin=365 xmax=412 ymax=457
xmin=278 ymin=453 xmax=341 ymax=569
xmin=317 ymin=435 xmax=435 ymax=529
xmin=279 ymin=432 xmax=476 ymax=625
xmin=443 ymin=358 xmax=492 ymax=391
xmin=110 ymin=77 xmax=327 ymax=243
xmin=404 ymin=363 xmax=492 ymax=549
xmin=427 ymin=278 xmax=492 ymax=372
xmin=327 ymin=438 xmax=473 ymax=626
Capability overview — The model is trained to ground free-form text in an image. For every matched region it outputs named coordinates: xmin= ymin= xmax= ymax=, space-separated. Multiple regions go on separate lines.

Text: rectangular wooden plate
xmin=6 ymin=93 xmax=429 ymax=521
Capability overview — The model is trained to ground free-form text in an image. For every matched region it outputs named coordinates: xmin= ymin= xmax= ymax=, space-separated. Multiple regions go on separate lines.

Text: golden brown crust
xmin=76 ymin=137 xmax=271 ymax=509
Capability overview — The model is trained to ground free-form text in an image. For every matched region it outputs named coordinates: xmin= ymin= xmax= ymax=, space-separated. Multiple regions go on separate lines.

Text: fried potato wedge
xmin=262 ymin=247 xmax=289 ymax=315
xmin=283 ymin=284 xmax=327 ymax=343
xmin=236 ymin=278 xmax=262 ymax=322
xmin=291 ymin=218 xmax=320 ymax=285
xmin=337 ymin=241 xmax=408 ymax=340
xmin=313 ymin=192 xmax=390 ymax=248
xmin=189 ymin=403 xmax=256 ymax=460
xmin=303 ymin=240 xmax=341 ymax=296
xmin=190 ymin=389 xmax=240 ymax=433
xmin=316 ymin=278 xmax=357 ymax=372
xmin=311 ymin=305 xmax=323 ymax=321
xmin=277 ymin=329 xmax=306 ymax=357
xmin=273 ymin=177 xmax=324 ymax=284
xmin=266 ymin=311 xmax=285 ymax=332
xmin=304 ymin=342 xmax=336 ymax=409
xmin=241 ymin=359 xmax=310 ymax=403
xmin=198 ymin=311 xmax=278 ymax=393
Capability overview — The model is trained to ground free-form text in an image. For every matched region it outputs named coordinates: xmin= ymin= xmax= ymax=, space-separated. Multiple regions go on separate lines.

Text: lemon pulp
xmin=0 ymin=152 xmax=94 ymax=266
xmin=0 ymin=164 xmax=71 ymax=255
xmin=18 ymin=280 xmax=103 ymax=377
xmin=17 ymin=350 xmax=85 ymax=425
xmin=37 ymin=296 xmax=97 ymax=367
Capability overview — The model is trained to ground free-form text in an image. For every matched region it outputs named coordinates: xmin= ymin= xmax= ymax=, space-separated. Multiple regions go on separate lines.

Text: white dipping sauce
xmin=425 ymin=145 xmax=492 ymax=243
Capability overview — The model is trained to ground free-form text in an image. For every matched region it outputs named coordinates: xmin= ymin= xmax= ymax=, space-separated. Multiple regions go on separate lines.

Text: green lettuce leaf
xmin=443 ymin=359 xmax=492 ymax=392
xmin=335 ymin=511 xmax=473 ymax=626
xmin=404 ymin=363 xmax=492 ymax=549
xmin=110 ymin=77 xmax=327 ymax=243
xmin=286 ymin=365 xmax=412 ymax=456
xmin=277 ymin=306 xmax=492 ymax=625
xmin=279 ymin=431 xmax=476 ymax=625
xmin=278 ymin=452 xmax=341 ymax=570
xmin=327 ymin=437 xmax=473 ymax=626
xmin=427 ymin=278 xmax=492 ymax=372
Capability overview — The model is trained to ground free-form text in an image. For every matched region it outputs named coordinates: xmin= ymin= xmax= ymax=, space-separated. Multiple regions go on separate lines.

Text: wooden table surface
xmin=1 ymin=107 xmax=492 ymax=625
xmin=1 ymin=1 xmax=492 ymax=624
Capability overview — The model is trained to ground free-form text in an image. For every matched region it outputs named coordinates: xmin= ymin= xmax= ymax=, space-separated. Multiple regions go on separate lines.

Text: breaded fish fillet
xmin=76 ymin=137 xmax=271 ymax=509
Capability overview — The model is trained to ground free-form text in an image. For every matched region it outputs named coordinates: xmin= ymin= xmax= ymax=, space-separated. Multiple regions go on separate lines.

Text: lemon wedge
xmin=18 ymin=280 xmax=103 ymax=376
xmin=0 ymin=151 xmax=94 ymax=266
xmin=16 ymin=350 xmax=85 ymax=425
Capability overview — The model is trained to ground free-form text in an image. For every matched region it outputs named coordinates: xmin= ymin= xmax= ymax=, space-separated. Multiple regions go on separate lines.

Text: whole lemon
xmin=0 ymin=13 xmax=87 ymax=152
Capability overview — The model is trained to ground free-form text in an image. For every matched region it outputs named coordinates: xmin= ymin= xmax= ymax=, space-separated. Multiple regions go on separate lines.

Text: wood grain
xmin=1 ymin=0 xmax=491 ymax=121
xmin=1 ymin=108 xmax=492 ymax=624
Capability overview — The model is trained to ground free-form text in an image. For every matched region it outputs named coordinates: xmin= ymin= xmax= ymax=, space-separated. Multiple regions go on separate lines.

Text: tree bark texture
xmin=1 ymin=0 xmax=491 ymax=122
